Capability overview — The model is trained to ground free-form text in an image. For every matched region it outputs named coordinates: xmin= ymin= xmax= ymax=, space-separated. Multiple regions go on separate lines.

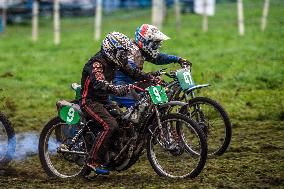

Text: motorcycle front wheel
xmin=181 ymin=97 xmax=232 ymax=156
xmin=147 ymin=113 xmax=207 ymax=179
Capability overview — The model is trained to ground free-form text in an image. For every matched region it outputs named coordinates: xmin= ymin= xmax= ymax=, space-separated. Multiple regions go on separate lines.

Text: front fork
xmin=186 ymin=92 xmax=208 ymax=135
xmin=185 ymin=91 xmax=203 ymax=123
xmin=153 ymin=106 xmax=177 ymax=146
xmin=154 ymin=106 xmax=163 ymax=135
xmin=146 ymin=106 xmax=164 ymax=139
xmin=153 ymin=106 xmax=184 ymax=153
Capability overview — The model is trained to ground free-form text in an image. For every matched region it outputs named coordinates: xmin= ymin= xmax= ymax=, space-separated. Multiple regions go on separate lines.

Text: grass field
xmin=0 ymin=1 xmax=284 ymax=188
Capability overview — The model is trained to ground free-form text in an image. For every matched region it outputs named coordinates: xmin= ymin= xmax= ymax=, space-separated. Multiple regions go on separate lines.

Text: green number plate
xmin=59 ymin=106 xmax=80 ymax=124
xmin=147 ymin=86 xmax=168 ymax=104
xmin=176 ymin=69 xmax=195 ymax=90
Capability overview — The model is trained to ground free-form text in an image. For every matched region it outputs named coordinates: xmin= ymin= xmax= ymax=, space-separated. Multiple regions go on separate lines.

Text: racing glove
xmin=178 ymin=58 xmax=192 ymax=67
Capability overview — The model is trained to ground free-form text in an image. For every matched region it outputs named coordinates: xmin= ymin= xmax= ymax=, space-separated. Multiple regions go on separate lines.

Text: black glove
xmin=178 ymin=58 xmax=192 ymax=67
xmin=150 ymin=68 xmax=167 ymax=77
xmin=115 ymin=85 xmax=130 ymax=96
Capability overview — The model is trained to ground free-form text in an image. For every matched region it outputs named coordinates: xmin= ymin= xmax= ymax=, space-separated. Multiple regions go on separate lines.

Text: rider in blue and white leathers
xmin=112 ymin=24 xmax=191 ymax=107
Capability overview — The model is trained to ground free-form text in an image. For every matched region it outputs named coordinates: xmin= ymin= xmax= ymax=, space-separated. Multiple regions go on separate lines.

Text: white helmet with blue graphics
xmin=102 ymin=31 xmax=133 ymax=67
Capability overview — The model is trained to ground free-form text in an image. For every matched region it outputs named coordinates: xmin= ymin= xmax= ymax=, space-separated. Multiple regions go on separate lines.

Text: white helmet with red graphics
xmin=135 ymin=24 xmax=170 ymax=59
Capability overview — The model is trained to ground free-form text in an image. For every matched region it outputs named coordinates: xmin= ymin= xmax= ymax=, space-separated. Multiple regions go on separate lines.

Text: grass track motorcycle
xmin=155 ymin=65 xmax=232 ymax=156
xmin=38 ymin=81 xmax=208 ymax=179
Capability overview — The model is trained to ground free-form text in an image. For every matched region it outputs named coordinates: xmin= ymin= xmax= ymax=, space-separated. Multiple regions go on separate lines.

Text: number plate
xmin=176 ymin=69 xmax=195 ymax=90
xmin=59 ymin=106 xmax=80 ymax=124
xmin=147 ymin=86 xmax=168 ymax=104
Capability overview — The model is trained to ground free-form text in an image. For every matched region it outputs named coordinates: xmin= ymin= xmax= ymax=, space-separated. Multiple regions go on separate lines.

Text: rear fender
xmin=158 ymin=101 xmax=187 ymax=108
xmin=185 ymin=84 xmax=210 ymax=94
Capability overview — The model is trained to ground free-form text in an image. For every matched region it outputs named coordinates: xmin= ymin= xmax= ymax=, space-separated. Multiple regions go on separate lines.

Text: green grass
xmin=0 ymin=1 xmax=284 ymax=188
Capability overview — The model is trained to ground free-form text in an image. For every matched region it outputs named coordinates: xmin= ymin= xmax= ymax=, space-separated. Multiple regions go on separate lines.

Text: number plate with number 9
xmin=147 ymin=86 xmax=168 ymax=104
xmin=59 ymin=106 xmax=80 ymax=124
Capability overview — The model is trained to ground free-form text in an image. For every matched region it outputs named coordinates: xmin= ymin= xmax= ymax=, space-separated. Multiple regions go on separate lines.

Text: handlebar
xmin=128 ymin=79 xmax=158 ymax=93
xmin=127 ymin=62 xmax=193 ymax=91
xmin=151 ymin=68 xmax=168 ymax=77
xmin=131 ymin=85 xmax=147 ymax=92
xmin=123 ymin=62 xmax=194 ymax=100
xmin=154 ymin=63 xmax=192 ymax=80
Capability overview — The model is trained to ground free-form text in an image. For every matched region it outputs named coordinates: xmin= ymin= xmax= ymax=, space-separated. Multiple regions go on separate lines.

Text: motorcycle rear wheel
xmin=38 ymin=116 xmax=91 ymax=179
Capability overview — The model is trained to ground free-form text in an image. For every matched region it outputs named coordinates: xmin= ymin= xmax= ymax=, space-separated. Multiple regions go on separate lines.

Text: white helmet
xmin=101 ymin=32 xmax=132 ymax=67
xmin=135 ymin=24 xmax=170 ymax=59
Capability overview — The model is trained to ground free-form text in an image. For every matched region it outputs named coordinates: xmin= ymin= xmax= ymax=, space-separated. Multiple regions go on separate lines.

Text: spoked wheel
xmin=0 ymin=112 xmax=16 ymax=166
xmin=180 ymin=97 xmax=232 ymax=156
xmin=38 ymin=117 xmax=90 ymax=178
xmin=147 ymin=114 xmax=207 ymax=179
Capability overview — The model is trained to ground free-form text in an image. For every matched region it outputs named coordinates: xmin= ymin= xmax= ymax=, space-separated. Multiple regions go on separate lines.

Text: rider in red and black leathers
xmin=81 ymin=51 xmax=151 ymax=104
xmin=80 ymin=32 xmax=153 ymax=169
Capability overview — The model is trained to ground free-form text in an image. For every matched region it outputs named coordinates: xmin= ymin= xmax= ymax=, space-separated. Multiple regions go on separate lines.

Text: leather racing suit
xmin=80 ymin=50 xmax=152 ymax=164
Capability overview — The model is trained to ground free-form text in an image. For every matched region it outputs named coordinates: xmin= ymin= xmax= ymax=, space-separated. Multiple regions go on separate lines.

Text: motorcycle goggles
xmin=115 ymin=47 xmax=129 ymax=65
xmin=150 ymin=40 xmax=162 ymax=50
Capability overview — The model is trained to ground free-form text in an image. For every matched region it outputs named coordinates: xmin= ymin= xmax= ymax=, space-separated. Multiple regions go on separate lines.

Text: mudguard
xmin=184 ymin=84 xmax=210 ymax=94
xmin=158 ymin=101 xmax=187 ymax=108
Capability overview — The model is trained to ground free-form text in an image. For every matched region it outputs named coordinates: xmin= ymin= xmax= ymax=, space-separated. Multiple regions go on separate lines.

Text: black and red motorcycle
xmin=38 ymin=81 xmax=208 ymax=179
